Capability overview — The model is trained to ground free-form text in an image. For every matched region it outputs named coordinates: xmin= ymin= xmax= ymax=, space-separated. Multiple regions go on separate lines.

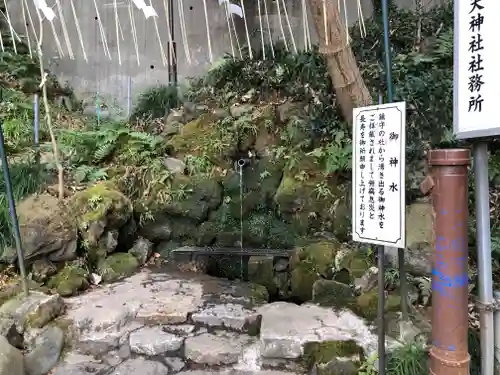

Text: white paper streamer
xmin=32 ymin=0 xmax=56 ymax=21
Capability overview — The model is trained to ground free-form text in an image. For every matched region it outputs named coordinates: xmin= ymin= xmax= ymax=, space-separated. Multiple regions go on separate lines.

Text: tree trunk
xmin=309 ymin=0 xmax=372 ymax=122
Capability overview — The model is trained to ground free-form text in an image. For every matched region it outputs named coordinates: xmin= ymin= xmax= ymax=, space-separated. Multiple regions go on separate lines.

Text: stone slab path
xmin=43 ymin=267 xmax=383 ymax=375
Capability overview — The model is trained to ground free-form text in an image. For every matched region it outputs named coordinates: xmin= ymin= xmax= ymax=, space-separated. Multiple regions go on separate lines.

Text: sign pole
xmin=453 ymin=0 xmax=499 ymax=372
xmin=0 ymin=120 xmax=29 ymax=297
xmin=473 ymin=141 xmax=495 ymax=375
xmin=352 ymin=101 xmax=406 ymax=375
xmin=380 ymin=0 xmax=409 ymax=325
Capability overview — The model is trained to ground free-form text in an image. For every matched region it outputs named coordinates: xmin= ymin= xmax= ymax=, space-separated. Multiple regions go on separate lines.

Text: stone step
xmin=1 ymin=269 xmax=395 ymax=375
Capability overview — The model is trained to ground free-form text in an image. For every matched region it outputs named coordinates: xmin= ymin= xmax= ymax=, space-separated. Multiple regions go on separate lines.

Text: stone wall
xmin=5 ymin=0 xmax=450 ymax=113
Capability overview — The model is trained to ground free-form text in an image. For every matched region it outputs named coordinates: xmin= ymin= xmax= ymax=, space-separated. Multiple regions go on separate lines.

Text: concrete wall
xmin=5 ymin=0 xmax=449 ymax=115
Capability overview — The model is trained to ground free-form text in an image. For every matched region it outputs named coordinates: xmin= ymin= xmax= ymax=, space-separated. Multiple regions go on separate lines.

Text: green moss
xmin=46 ymin=266 xmax=90 ymax=297
xmin=311 ymin=279 xmax=355 ymax=308
xmin=97 ymin=253 xmax=139 ymax=282
xmin=249 ymin=283 xmax=270 ymax=305
xmin=168 ymin=114 xmax=235 ymax=167
xmin=303 ymin=340 xmax=363 ymax=369
xmin=338 ymin=251 xmax=371 ymax=281
xmin=248 ymin=256 xmax=276 ymax=295
xmin=353 ymin=291 xmax=402 ymax=321
xmin=289 ymin=241 xmax=339 ymax=301
xmin=70 ymin=183 xmax=132 ymax=235
xmin=273 ymin=157 xmax=350 ymax=240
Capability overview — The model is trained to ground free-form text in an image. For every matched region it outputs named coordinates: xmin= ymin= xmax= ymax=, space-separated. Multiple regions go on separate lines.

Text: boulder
xmin=46 ymin=265 xmax=89 ymax=297
xmin=274 ymin=156 xmax=350 ymax=240
xmin=24 ymin=326 xmax=64 ymax=375
xmin=1 ymin=194 xmax=78 ymax=264
xmin=0 ymin=292 xmax=64 ymax=331
xmin=129 ymin=237 xmax=153 ymax=265
xmin=289 ymin=241 xmax=339 ymax=301
xmin=248 ymin=256 xmax=277 ymax=295
xmin=160 ymin=176 xmax=222 ymax=222
xmin=311 ymin=279 xmax=356 ymax=308
xmin=70 ymin=183 xmax=133 ymax=263
xmin=303 ymin=340 xmax=364 ymax=375
xmin=0 ymin=336 xmax=25 ymax=375
xmin=97 ymin=253 xmax=139 ymax=282
xmin=30 ymin=259 xmax=57 ymax=283
xmin=168 ymin=114 xmax=235 ymax=168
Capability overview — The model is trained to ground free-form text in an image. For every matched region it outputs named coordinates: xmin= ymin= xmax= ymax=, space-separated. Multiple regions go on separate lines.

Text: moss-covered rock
xmin=289 ymin=240 xmax=339 ymax=301
xmin=97 ymin=253 xmax=139 ymax=282
xmin=160 ymin=176 xmax=222 ymax=222
xmin=31 ymin=259 xmax=57 ymax=283
xmin=303 ymin=340 xmax=363 ymax=375
xmin=46 ymin=266 xmax=89 ymax=297
xmin=70 ymin=183 xmax=133 ymax=246
xmin=352 ymin=290 xmax=402 ymax=321
xmin=336 ymin=250 xmax=371 ymax=282
xmin=248 ymin=256 xmax=277 ymax=295
xmin=168 ymin=114 xmax=236 ymax=168
xmin=311 ymin=279 xmax=355 ymax=308
xmin=222 ymin=157 xmax=284 ymax=220
xmin=274 ymin=156 xmax=350 ymax=240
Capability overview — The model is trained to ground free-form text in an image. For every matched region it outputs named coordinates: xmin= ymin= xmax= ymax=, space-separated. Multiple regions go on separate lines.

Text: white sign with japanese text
xmin=352 ymin=102 xmax=406 ymax=248
xmin=454 ymin=0 xmax=500 ymax=138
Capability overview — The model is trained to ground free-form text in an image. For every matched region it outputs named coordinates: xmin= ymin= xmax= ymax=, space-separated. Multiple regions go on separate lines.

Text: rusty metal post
xmin=427 ymin=149 xmax=470 ymax=375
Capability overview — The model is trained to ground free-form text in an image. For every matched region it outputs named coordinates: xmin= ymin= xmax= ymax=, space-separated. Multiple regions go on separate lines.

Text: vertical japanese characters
xmin=354 ymin=105 xmax=404 ymax=247
xmin=468 ymin=0 xmax=484 ymax=113
xmin=358 ymin=115 xmax=367 ymax=234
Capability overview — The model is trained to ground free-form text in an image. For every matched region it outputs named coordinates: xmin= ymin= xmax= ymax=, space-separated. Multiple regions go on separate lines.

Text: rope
xmin=93 ymin=0 xmax=112 ymax=59
xmin=128 ymin=0 xmax=140 ymax=65
xmin=149 ymin=0 xmax=167 ymax=66
xmin=113 ymin=0 xmax=122 ymax=64
xmin=262 ymin=0 xmax=274 ymax=58
xmin=21 ymin=0 xmax=32 ymax=57
xmin=202 ymin=0 xmax=213 ymax=62
xmin=240 ymin=0 xmax=252 ymax=59
xmin=275 ymin=0 xmax=288 ymax=51
xmin=257 ymin=0 xmax=265 ymax=59
xmin=177 ymin=0 xmax=191 ymax=64
xmin=70 ymin=0 xmax=87 ymax=62
xmin=229 ymin=10 xmax=242 ymax=58
xmin=3 ymin=0 xmax=17 ymax=54
xmin=55 ymin=0 xmax=74 ymax=59
xmin=280 ymin=0 xmax=297 ymax=53
xmin=323 ymin=0 xmax=328 ymax=45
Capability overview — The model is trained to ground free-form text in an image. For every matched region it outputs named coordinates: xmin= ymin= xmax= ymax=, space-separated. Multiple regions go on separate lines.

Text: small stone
xmin=109 ymin=358 xmax=169 ymax=374
xmin=129 ymin=327 xmax=184 ymax=355
xmin=274 ymin=258 xmax=289 ymax=272
xmin=184 ymin=332 xmax=251 ymax=365
xmin=230 ymin=104 xmax=254 ymax=118
xmin=0 ymin=336 xmax=25 ymax=375
xmin=165 ymin=357 xmax=185 ymax=372
xmin=163 ymin=157 xmax=186 ymax=174
xmin=164 ymin=324 xmax=195 ymax=335
xmin=31 ymin=259 xmax=57 ymax=283
xmin=191 ymin=303 xmax=259 ymax=332
xmin=129 ymin=237 xmax=154 ymax=265
xmin=24 ymin=326 xmax=65 ymax=375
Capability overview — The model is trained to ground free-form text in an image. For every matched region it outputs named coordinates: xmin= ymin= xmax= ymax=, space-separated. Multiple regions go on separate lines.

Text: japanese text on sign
xmin=454 ymin=0 xmax=500 ymax=138
xmin=352 ymin=102 xmax=406 ymax=248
